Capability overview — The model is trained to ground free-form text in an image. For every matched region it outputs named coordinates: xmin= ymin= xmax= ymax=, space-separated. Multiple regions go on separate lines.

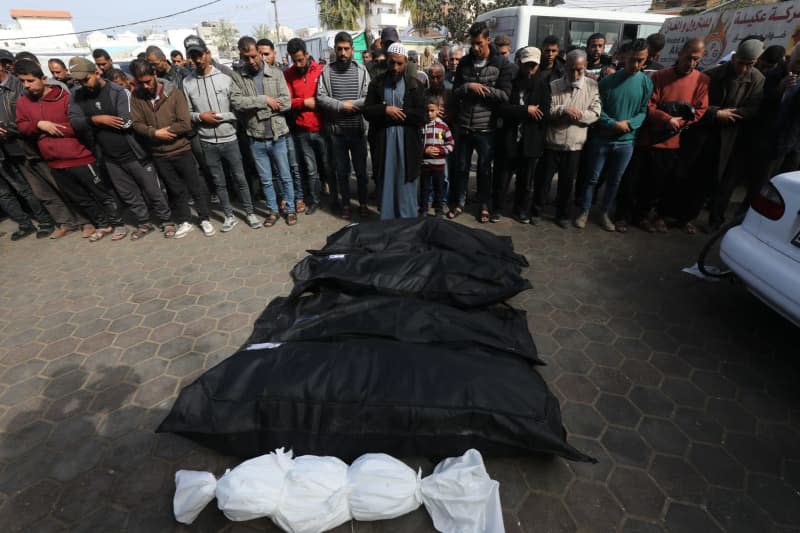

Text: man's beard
xmin=338 ymin=56 xmax=352 ymax=67
xmin=83 ymin=84 xmax=100 ymax=96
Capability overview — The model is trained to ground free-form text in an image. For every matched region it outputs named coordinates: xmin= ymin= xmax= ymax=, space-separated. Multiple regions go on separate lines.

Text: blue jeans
xmin=581 ymin=141 xmax=634 ymax=213
xmin=249 ymin=135 xmax=295 ymax=214
xmin=286 ymin=134 xmax=304 ymax=202
xmin=332 ymin=132 xmax=368 ymax=208
xmin=200 ymin=140 xmax=255 ymax=217
xmin=294 ymin=131 xmax=329 ymax=206
xmin=451 ymin=130 xmax=494 ymax=209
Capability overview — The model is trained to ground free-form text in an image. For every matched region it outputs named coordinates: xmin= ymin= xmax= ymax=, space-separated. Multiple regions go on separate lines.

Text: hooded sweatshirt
xmin=15 ymin=84 xmax=95 ymax=169
xmin=182 ymin=66 xmax=238 ymax=144
xmin=284 ymin=60 xmax=323 ymax=133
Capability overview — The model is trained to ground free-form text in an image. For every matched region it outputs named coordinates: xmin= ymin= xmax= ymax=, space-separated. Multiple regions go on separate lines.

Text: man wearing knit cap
xmin=680 ymin=37 xmax=765 ymax=232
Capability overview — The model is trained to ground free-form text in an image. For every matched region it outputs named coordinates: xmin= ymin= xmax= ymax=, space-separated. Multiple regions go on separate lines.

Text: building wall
xmin=0 ymin=16 xmax=79 ymax=50
xmin=369 ymin=0 xmax=411 ymax=30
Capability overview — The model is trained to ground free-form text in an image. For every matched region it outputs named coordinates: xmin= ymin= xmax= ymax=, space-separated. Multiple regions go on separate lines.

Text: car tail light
xmin=751 ymin=181 xmax=785 ymax=220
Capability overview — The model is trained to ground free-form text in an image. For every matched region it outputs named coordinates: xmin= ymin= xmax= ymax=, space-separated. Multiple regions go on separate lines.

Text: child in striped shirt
xmin=420 ymin=96 xmax=455 ymax=216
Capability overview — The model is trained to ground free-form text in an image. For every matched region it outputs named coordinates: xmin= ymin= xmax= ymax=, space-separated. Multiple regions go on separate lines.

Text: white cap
xmin=387 ymin=42 xmax=408 ymax=59
xmin=518 ymin=46 xmax=541 ymax=65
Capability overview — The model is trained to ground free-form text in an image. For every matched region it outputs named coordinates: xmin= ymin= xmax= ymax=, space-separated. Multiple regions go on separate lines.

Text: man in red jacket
xmin=14 ymin=59 xmax=125 ymax=242
xmin=633 ymin=38 xmax=709 ymax=233
xmin=284 ymin=37 xmax=328 ymax=215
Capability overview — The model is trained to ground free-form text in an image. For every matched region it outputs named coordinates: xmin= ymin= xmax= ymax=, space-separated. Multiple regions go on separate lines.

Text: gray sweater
xmin=182 ymin=66 xmax=238 ymax=144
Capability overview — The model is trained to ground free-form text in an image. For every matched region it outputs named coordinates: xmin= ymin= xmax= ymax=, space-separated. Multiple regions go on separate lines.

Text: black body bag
xmin=157 ymin=339 xmax=594 ymax=463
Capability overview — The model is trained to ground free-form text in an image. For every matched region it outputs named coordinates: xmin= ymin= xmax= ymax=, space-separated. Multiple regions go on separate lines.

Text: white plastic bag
xmin=215 ymin=447 xmax=294 ymax=521
xmin=173 ymin=470 xmax=217 ymax=525
xmin=420 ymin=449 xmax=505 ymax=533
xmin=347 ymin=453 xmax=422 ymax=521
xmin=271 ymin=455 xmax=351 ymax=533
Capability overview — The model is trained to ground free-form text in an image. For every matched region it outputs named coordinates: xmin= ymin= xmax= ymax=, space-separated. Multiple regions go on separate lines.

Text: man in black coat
xmin=493 ymin=47 xmax=551 ymax=224
xmin=363 ymin=43 xmax=426 ymax=220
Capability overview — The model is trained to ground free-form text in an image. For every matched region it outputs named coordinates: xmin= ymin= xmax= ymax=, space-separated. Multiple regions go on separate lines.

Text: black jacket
xmin=362 ymin=70 xmax=426 ymax=183
xmin=497 ymin=73 xmax=551 ymax=159
xmin=452 ymin=44 xmax=513 ymax=131
xmin=0 ymin=74 xmax=38 ymax=160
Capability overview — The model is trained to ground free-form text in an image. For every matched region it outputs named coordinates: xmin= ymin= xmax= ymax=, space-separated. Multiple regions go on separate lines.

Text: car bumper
xmin=721 ymin=226 xmax=800 ymax=328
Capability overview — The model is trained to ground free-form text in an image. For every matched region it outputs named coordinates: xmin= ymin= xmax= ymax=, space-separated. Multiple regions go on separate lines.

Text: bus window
xmin=637 ymin=23 xmax=663 ymax=38
xmin=568 ymin=20 xmax=621 ymax=52
xmin=533 ymin=16 xmax=566 ymax=48
xmin=569 ymin=20 xmax=594 ymax=48
xmin=489 ymin=15 xmax=517 ymax=39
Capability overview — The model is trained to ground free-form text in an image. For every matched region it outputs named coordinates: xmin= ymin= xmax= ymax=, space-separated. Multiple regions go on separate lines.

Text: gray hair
xmin=428 ymin=62 xmax=445 ymax=75
xmin=145 ymin=45 xmax=167 ymax=61
xmin=566 ymin=49 xmax=587 ymax=66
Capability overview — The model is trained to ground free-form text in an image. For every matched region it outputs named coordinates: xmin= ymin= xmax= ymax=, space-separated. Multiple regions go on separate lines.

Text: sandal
xmin=111 ymin=226 xmax=129 ymax=241
xmin=615 ymin=220 xmax=628 ymax=233
xmin=88 ymin=226 xmax=113 ymax=242
xmin=684 ymin=222 xmax=697 ymax=235
xmin=130 ymin=224 xmax=153 ymax=240
xmin=478 ymin=209 xmax=490 ymax=224
xmin=263 ymin=212 xmax=279 ymax=227
xmin=286 ymin=212 xmax=298 ymax=226
xmin=654 ymin=218 xmax=668 ymax=233
xmin=446 ymin=206 xmax=464 ymax=219
xmin=163 ymin=223 xmax=176 ymax=238
xmin=295 ymin=200 xmax=306 ymax=213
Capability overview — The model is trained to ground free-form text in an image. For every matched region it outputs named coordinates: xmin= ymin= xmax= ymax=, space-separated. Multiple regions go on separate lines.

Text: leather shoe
xmin=305 ymin=203 xmax=318 ymax=215
xmin=36 ymin=226 xmax=55 ymax=239
xmin=11 ymin=226 xmax=36 ymax=241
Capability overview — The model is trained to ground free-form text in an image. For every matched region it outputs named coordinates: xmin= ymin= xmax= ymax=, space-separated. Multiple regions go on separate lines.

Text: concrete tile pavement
xmin=0 ymin=205 xmax=798 ymax=532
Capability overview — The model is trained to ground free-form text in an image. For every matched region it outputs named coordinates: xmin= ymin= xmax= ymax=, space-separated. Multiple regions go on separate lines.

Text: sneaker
xmin=574 ymin=210 xmax=589 ymax=229
xmin=600 ymin=212 xmax=616 ymax=232
xmin=530 ymin=216 xmax=540 ymax=225
xmin=36 ymin=225 xmax=55 ymax=239
xmin=220 ymin=216 xmax=238 ymax=232
xmin=210 ymin=193 xmax=220 ymax=204
xmin=515 ymin=214 xmax=530 ymax=224
xmin=200 ymin=220 xmax=216 ymax=237
xmin=174 ymin=222 xmax=194 ymax=239
xmin=490 ymin=213 xmax=501 ymax=223
xmin=306 ymin=203 xmax=318 ymax=215
xmin=557 ymin=218 xmax=570 ymax=229
xmin=246 ymin=213 xmax=262 ymax=229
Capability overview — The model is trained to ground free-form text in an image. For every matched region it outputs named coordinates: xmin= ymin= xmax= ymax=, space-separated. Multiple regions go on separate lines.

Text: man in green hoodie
xmin=576 ymin=39 xmax=653 ymax=232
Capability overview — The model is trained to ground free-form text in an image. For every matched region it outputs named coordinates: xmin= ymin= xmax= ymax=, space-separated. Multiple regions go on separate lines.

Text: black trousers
xmin=634 ymin=148 xmax=680 ymax=222
xmin=105 ymin=158 xmax=172 ymax=225
xmin=0 ymin=161 xmax=55 ymax=229
xmin=493 ymin=155 xmax=540 ymax=217
xmin=420 ymin=167 xmax=446 ymax=212
xmin=541 ymin=149 xmax=582 ymax=220
xmin=51 ymin=164 xmax=124 ymax=228
xmin=8 ymin=157 xmax=87 ymax=227
xmin=153 ymin=150 xmax=212 ymax=224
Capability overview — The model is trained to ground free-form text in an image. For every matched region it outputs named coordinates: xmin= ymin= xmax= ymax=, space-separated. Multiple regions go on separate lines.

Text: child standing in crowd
xmin=420 ymin=96 xmax=454 ymax=217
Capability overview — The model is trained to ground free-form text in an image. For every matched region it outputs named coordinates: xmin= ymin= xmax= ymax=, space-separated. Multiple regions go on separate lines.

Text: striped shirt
xmin=329 ymin=61 xmax=362 ymax=131
xmin=422 ymin=118 xmax=455 ymax=169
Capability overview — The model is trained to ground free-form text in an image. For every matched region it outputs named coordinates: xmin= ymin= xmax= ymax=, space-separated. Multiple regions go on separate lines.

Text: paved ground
xmin=0 ymin=198 xmax=798 ymax=533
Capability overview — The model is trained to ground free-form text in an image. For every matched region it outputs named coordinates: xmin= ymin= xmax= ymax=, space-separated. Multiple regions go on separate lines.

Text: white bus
xmin=475 ymin=6 xmax=672 ymax=54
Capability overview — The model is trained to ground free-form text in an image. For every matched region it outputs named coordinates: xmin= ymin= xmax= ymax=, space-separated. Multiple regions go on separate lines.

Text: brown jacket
xmin=130 ymin=79 xmax=193 ymax=158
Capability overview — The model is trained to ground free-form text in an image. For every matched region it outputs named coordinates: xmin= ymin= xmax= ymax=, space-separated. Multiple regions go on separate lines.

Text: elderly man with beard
xmin=129 ymin=59 xmax=216 ymax=239
xmin=363 ymin=43 xmax=425 ymax=220
xmin=231 ymin=35 xmax=297 ymax=227
xmin=68 ymin=56 xmax=174 ymax=240
xmin=540 ymin=49 xmax=601 ymax=229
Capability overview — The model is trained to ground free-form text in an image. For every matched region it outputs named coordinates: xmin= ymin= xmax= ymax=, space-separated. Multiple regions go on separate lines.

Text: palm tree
xmin=252 ymin=23 xmax=271 ymax=40
xmin=211 ymin=19 xmax=238 ymax=56
xmin=400 ymin=0 xmax=438 ymax=35
xmin=318 ymin=0 xmax=363 ymax=30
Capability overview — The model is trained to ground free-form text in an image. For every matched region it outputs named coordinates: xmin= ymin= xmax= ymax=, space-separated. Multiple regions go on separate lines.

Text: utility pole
xmin=271 ymin=0 xmax=279 ymax=41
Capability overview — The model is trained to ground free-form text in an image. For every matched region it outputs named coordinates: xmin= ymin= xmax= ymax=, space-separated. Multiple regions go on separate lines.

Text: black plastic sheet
xmin=291 ymin=248 xmax=531 ymax=308
xmin=246 ymin=293 xmax=542 ymax=365
xmin=157 ymin=339 xmax=594 ymax=463
xmin=313 ymin=218 xmax=529 ymax=268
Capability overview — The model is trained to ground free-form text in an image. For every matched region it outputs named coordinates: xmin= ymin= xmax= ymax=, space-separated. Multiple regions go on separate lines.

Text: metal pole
xmin=272 ymin=0 xmax=279 ymax=40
